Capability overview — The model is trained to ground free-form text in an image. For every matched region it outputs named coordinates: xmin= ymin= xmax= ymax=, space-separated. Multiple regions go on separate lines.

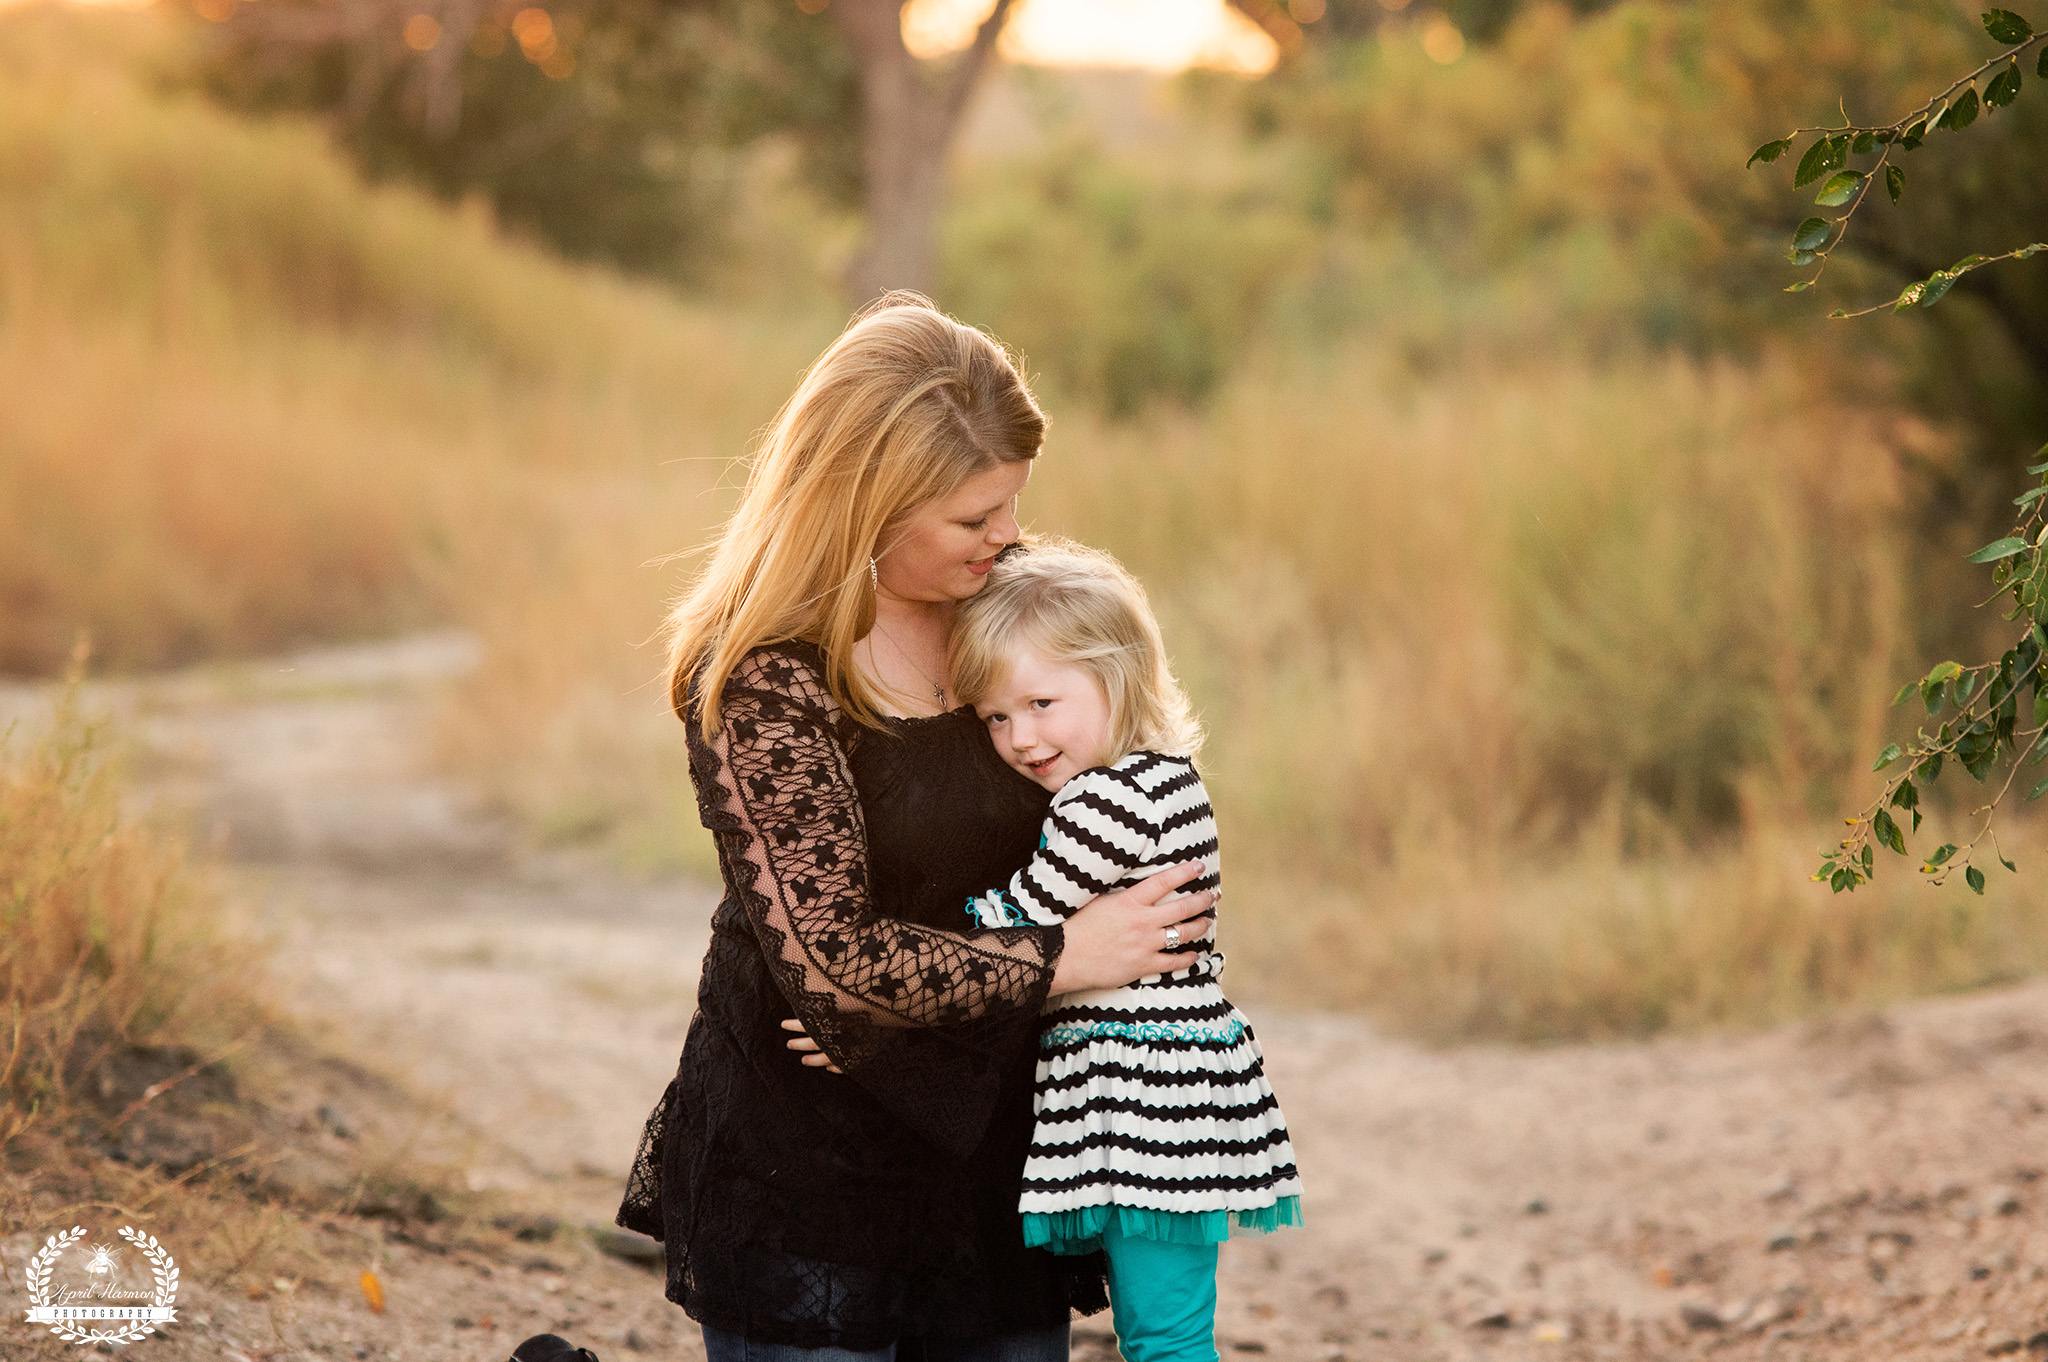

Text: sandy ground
xmin=9 ymin=635 xmax=2048 ymax=1362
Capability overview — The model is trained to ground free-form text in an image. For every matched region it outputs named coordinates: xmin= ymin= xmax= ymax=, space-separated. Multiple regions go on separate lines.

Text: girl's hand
xmin=781 ymin=1018 xmax=843 ymax=1074
xmin=1048 ymin=861 xmax=1217 ymax=996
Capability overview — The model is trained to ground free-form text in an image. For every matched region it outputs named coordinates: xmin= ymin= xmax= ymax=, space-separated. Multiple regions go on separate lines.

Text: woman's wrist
xmin=1040 ymin=922 xmax=1070 ymax=997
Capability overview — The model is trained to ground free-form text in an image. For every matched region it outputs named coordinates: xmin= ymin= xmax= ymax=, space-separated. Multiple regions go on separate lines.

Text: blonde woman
xmin=616 ymin=296 xmax=1212 ymax=1362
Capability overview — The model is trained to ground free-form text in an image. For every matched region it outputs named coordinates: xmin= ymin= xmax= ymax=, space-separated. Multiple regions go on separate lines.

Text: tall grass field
xmin=7 ymin=3 xmax=2048 ymax=1042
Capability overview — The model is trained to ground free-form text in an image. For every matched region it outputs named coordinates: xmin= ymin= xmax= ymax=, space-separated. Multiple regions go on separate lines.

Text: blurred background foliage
xmin=6 ymin=0 xmax=2048 ymax=1038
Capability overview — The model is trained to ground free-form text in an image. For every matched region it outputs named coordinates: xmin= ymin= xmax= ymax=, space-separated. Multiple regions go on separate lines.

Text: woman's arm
xmin=698 ymin=647 xmax=1060 ymax=1047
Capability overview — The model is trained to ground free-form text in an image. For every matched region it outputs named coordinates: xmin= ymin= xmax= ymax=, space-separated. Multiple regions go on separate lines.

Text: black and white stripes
xmin=965 ymin=753 xmax=1301 ymax=1224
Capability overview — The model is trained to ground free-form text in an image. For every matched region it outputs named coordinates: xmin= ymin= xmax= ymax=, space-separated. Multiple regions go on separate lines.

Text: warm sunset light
xmin=904 ymin=0 xmax=1279 ymax=74
xmin=6 ymin=0 xmax=1281 ymax=71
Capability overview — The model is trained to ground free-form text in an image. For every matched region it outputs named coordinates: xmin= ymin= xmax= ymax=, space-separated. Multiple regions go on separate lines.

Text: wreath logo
xmin=22 ymin=1226 xmax=179 ymax=1347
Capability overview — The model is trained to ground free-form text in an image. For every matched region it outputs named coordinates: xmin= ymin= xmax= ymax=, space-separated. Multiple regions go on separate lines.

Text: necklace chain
xmin=871 ymin=619 xmax=947 ymax=709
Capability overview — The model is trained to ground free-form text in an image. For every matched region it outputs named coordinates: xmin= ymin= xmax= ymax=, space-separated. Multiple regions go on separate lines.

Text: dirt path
xmin=11 ymin=636 xmax=2048 ymax=1362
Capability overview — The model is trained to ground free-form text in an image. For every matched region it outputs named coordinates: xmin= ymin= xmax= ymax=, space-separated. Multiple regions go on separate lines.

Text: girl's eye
xmin=985 ymin=713 xmax=1006 ymax=726
xmin=1031 ymin=698 xmax=1053 ymax=710
xmin=962 ymin=518 xmax=989 ymax=531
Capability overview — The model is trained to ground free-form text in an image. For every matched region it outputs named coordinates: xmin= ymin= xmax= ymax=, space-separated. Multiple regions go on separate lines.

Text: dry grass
xmin=1018 ymin=344 xmax=2048 ymax=1040
xmin=7 ymin=4 xmax=2046 ymax=1041
xmin=0 ymin=668 xmax=259 ymax=1151
xmin=0 ymin=677 xmax=538 ymax=1309
xmin=0 ymin=5 xmax=818 ymax=676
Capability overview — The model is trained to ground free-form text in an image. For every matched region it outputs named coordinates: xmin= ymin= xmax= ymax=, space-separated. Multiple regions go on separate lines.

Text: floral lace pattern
xmin=618 ymin=642 xmax=1104 ymax=1349
xmin=706 ymin=645 xmax=1059 ymax=1053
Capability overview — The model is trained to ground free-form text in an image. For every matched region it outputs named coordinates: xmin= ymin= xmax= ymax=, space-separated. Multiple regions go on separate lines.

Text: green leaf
xmin=1747 ymin=137 xmax=1793 ymax=167
xmin=1831 ymin=867 xmax=1855 ymax=892
xmin=1784 ymin=279 xmax=1814 ymax=292
xmin=1793 ymin=217 xmax=1833 ymax=251
xmin=1852 ymin=129 xmax=1875 ymax=154
xmin=1928 ymin=842 xmax=1959 ymax=868
xmin=1787 ymin=247 xmax=1818 ymax=266
xmin=2003 ymin=851 xmax=2019 ymax=872
xmin=1943 ymin=87 xmax=1981 ymax=131
xmin=1923 ymin=271 xmax=1959 ymax=306
xmin=1969 ymin=538 xmax=2028 ymax=563
xmin=1895 ymin=281 xmax=1927 ymax=309
xmin=1950 ymin=253 xmax=1990 ymax=272
xmin=2039 ymin=45 xmax=2048 ymax=77
xmin=1901 ymin=118 xmax=1928 ymax=150
xmin=2015 ymin=486 xmax=2047 ymax=507
xmin=1984 ymin=8 xmax=2034 ymax=43
xmin=1815 ymin=170 xmax=1866 ymax=205
xmin=2015 ymin=243 xmax=2048 ymax=258
xmin=1886 ymin=165 xmax=1906 ymax=203
xmin=1892 ymin=778 xmax=1919 ymax=810
xmin=1873 ymin=742 xmax=1904 ymax=770
xmin=1875 ymin=807 xmax=1908 ymax=854
xmin=1987 ymin=62 xmax=2023 ymax=109
xmin=1968 ymin=864 xmax=1987 ymax=894
xmin=1793 ymin=135 xmax=1843 ymax=187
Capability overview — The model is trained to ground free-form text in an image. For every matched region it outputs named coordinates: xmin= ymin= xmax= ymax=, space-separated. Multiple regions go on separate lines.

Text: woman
xmin=616 ymin=295 xmax=1212 ymax=1362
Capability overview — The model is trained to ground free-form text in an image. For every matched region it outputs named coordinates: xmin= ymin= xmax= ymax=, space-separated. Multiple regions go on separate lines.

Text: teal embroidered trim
xmin=1022 ymin=1198 xmax=1304 ymax=1255
xmin=1039 ymin=1017 xmax=1246 ymax=1048
xmin=963 ymin=891 xmax=1027 ymax=927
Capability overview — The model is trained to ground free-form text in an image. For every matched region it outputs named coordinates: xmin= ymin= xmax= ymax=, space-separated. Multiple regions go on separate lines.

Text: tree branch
xmin=941 ymin=0 xmax=1015 ymax=130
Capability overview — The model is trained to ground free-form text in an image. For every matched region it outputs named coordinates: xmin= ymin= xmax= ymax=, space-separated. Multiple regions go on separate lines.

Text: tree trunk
xmin=831 ymin=0 xmax=1013 ymax=305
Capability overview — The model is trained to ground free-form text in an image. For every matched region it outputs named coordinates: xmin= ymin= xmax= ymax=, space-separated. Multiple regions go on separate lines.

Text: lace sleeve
xmin=690 ymin=646 xmax=1062 ymax=1065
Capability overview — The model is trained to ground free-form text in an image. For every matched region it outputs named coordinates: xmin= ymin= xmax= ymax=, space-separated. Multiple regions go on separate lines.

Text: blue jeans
xmin=701 ymin=1323 xmax=1070 ymax=1362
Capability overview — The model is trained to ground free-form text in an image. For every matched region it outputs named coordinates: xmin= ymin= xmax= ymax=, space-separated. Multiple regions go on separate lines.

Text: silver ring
xmin=1163 ymin=925 xmax=1182 ymax=949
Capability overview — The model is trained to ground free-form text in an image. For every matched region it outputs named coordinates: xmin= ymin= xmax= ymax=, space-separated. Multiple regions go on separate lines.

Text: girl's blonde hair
xmin=950 ymin=537 xmax=1202 ymax=762
xmin=666 ymin=294 xmax=1044 ymax=736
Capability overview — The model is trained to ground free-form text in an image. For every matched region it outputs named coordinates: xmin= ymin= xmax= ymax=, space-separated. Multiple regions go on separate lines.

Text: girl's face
xmin=876 ymin=461 xmax=1031 ymax=605
xmin=975 ymin=645 xmax=1114 ymax=792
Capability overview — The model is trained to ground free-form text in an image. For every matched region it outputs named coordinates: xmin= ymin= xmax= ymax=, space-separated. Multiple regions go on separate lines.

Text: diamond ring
xmin=1163 ymin=925 xmax=1182 ymax=949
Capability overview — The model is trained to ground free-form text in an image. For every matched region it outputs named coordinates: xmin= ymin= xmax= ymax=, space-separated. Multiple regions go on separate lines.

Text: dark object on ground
xmin=511 ymin=1334 xmax=601 ymax=1362
xmin=589 ymin=1224 xmax=664 ymax=1267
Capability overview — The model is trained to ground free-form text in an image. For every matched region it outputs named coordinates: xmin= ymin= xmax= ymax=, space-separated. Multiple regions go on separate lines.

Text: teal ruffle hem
xmin=1022 ymin=1197 xmax=1304 ymax=1256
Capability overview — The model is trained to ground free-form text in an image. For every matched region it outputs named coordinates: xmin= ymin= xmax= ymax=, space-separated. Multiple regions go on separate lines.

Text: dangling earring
xmin=869 ymin=556 xmax=880 ymax=592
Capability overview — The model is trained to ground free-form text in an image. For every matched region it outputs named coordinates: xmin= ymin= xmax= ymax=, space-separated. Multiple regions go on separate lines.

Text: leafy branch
xmin=1747 ymin=8 xmax=2048 ymax=307
xmin=1818 ymin=442 xmax=2048 ymax=894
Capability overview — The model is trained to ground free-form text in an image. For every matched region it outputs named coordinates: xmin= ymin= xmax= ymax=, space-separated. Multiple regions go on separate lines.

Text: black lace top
xmin=617 ymin=641 xmax=1110 ymax=1348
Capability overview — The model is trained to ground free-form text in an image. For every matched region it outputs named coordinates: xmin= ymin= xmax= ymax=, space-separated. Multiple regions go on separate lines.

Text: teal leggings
xmin=1100 ymin=1222 xmax=1220 ymax=1362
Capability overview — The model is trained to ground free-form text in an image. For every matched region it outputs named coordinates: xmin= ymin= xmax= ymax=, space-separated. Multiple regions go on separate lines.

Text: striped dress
xmin=966 ymin=751 xmax=1302 ymax=1253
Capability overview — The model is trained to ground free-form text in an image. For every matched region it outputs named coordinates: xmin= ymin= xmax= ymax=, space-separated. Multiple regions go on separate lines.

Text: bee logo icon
xmin=83 ymin=1245 xmax=118 ymax=1275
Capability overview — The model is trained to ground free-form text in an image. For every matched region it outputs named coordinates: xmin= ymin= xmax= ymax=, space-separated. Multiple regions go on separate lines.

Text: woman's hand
xmin=1047 ymin=861 xmax=1216 ymax=996
xmin=781 ymin=1018 xmax=843 ymax=1074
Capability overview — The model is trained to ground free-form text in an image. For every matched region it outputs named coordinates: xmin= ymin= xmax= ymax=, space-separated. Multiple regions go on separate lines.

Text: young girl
xmin=949 ymin=539 xmax=1303 ymax=1362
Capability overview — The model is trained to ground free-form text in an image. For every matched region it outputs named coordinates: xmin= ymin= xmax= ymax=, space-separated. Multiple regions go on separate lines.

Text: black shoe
xmin=510 ymin=1335 xmax=600 ymax=1362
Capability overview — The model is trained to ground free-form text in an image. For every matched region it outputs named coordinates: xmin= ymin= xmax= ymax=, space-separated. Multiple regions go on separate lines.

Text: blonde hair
xmin=666 ymin=294 xmax=1044 ymax=737
xmin=949 ymin=537 xmax=1202 ymax=762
